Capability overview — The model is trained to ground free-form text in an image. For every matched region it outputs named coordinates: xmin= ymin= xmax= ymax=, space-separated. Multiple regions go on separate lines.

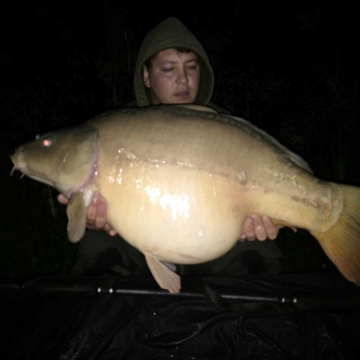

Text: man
xmin=59 ymin=17 xmax=282 ymax=276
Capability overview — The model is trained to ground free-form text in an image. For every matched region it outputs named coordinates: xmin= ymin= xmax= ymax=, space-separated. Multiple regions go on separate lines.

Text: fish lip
xmin=10 ymin=153 xmax=16 ymax=165
xmin=11 ymin=150 xmax=53 ymax=185
xmin=10 ymin=148 xmax=22 ymax=166
xmin=10 ymin=149 xmax=26 ymax=174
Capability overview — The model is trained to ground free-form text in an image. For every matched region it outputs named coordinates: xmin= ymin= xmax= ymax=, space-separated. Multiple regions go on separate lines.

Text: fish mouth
xmin=10 ymin=151 xmax=23 ymax=176
xmin=10 ymin=150 xmax=53 ymax=186
xmin=10 ymin=149 xmax=28 ymax=174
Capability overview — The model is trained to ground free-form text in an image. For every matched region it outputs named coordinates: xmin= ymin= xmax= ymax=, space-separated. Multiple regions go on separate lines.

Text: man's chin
xmin=173 ymin=95 xmax=194 ymax=104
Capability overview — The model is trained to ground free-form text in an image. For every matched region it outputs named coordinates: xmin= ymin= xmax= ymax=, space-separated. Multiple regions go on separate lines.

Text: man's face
xmin=143 ymin=48 xmax=200 ymax=104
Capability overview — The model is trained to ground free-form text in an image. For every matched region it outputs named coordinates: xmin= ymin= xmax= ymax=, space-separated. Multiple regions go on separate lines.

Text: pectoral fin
xmin=66 ymin=192 xmax=88 ymax=243
xmin=145 ymin=253 xmax=181 ymax=294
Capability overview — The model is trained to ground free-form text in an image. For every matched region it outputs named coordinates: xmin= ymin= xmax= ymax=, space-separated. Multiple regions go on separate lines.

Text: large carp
xmin=11 ymin=105 xmax=360 ymax=293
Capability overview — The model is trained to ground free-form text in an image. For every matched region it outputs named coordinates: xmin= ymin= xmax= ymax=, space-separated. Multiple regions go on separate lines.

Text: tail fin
xmin=311 ymin=184 xmax=360 ymax=286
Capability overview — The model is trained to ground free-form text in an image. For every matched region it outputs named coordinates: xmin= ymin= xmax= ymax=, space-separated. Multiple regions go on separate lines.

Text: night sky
xmin=5 ymin=1 xmax=357 ymax=80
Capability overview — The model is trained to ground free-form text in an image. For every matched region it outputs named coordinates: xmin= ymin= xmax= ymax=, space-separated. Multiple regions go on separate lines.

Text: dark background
xmin=1 ymin=0 xmax=359 ymax=278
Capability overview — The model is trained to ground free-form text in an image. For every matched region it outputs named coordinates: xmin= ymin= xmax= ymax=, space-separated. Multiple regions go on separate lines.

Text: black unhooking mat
xmin=1 ymin=272 xmax=360 ymax=359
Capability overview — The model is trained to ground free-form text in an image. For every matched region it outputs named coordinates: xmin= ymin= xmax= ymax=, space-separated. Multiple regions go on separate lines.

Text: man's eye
xmin=187 ymin=64 xmax=198 ymax=70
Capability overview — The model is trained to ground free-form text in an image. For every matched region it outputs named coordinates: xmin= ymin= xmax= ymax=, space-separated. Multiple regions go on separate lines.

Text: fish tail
xmin=311 ymin=184 xmax=360 ymax=285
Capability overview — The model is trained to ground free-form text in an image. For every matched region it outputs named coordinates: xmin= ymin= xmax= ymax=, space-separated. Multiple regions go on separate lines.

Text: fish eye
xmin=40 ymin=135 xmax=54 ymax=148
xmin=42 ymin=138 xmax=52 ymax=147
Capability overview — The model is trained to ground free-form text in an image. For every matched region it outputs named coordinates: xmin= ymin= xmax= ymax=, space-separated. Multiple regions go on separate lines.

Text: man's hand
xmin=239 ymin=214 xmax=280 ymax=242
xmin=57 ymin=192 xmax=117 ymax=236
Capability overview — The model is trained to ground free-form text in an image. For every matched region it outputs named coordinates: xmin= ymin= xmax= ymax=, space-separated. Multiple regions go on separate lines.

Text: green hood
xmin=134 ymin=17 xmax=214 ymax=106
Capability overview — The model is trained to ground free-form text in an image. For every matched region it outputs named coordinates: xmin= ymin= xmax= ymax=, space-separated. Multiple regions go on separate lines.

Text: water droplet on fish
xmin=125 ymin=150 xmax=136 ymax=160
xmin=118 ymin=148 xmax=137 ymax=160
xmin=236 ymin=171 xmax=247 ymax=184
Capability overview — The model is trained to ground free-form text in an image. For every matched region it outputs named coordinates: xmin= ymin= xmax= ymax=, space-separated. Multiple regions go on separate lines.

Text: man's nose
xmin=176 ymin=68 xmax=188 ymax=84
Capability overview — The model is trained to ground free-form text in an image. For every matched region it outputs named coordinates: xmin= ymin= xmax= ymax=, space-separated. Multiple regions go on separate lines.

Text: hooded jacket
xmin=71 ymin=18 xmax=281 ymax=279
xmin=134 ymin=17 xmax=214 ymax=107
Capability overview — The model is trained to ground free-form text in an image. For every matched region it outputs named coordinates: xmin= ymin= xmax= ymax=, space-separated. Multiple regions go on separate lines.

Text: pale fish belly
xmin=96 ymin=158 xmax=247 ymax=265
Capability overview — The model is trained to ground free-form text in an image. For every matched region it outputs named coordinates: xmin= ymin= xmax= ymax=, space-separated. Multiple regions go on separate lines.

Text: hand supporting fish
xmin=240 ymin=214 xmax=280 ymax=241
xmin=58 ymin=192 xmax=116 ymax=236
